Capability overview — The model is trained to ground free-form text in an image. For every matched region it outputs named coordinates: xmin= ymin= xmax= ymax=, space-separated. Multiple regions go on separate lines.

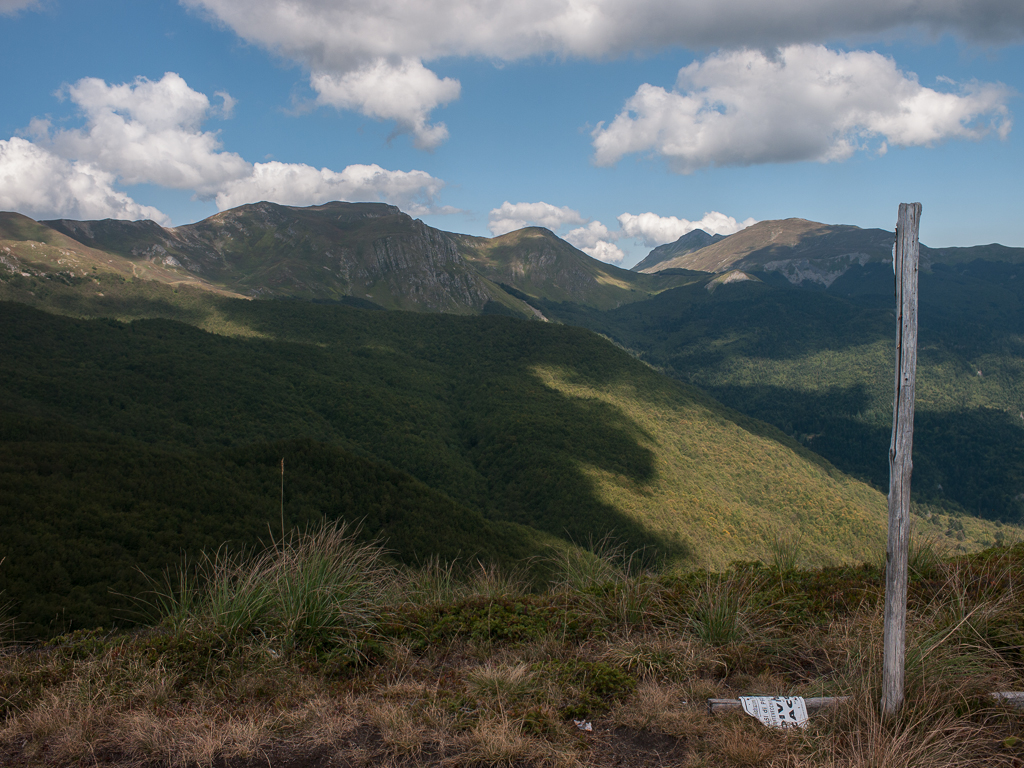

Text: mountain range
xmin=2 ymin=202 xmax=697 ymax=316
xmin=8 ymin=204 xmax=1022 ymax=309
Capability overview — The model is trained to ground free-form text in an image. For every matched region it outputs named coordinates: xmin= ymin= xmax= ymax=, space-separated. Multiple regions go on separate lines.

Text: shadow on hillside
xmin=702 ymin=381 xmax=1024 ymax=524
xmin=214 ymin=299 xmax=677 ymax=557
xmin=544 ymin=281 xmax=894 ymax=364
xmin=3 ymin=301 xmax=686 ymax=582
xmin=562 ymin=262 xmax=1023 ymax=365
xmin=831 ymin=262 xmax=1024 ymax=357
xmin=0 ymin=430 xmax=546 ymax=637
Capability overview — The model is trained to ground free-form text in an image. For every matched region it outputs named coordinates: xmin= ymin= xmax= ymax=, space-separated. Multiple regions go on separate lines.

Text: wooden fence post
xmin=881 ymin=202 xmax=922 ymax=719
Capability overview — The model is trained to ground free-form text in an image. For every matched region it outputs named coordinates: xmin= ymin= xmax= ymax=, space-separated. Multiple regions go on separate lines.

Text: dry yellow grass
xmin=3 ymin=538 xmax=1023 ymax=768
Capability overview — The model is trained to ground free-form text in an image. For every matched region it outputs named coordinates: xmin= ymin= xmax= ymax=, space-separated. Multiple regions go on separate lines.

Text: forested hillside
xmin=0 ymin=297 xmax=941 ymax=637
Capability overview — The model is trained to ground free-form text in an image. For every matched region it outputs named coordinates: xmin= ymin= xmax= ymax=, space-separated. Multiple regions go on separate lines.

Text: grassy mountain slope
xmin=456 ymin=227 xmax=702 ymax=310
xmin=1 ymin=211 xmax=239 ymax=297
xmin=0 ymin=297 xmax=940 ymax=636
xmin=540 ymin=268 xmax=1024 ymax=524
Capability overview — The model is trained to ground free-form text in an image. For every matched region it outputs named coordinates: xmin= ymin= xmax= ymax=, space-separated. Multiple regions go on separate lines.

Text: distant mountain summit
xmin=631 ymin=229 xmax=726 ymax=273
xmin=456 ymin=226 xmax=698 ymax=311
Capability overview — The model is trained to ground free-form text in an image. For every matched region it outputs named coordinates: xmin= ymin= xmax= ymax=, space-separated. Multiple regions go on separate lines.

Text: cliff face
xmin=43 ymin=201 xmax=514 ymax=314
xmin=364 ymin=218 xmax=494 ymax=312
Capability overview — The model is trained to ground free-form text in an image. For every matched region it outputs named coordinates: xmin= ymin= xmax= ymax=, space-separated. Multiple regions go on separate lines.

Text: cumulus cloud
xmin=311 ymin=58 xmax=459 ymax=150
xmin=183 ymin=0 xmax=1024 ymax=65
xmin=488 ymin=201 xmax=587 ymax=236
xmin=181 ymin=0 xmax=1024 ymax=147
xmin=38 ymin=72 xmax=251 ymax=195
xmin=564 ymin=221 xmax=625 ymax=263
xmin=618 ymin=211 xmax=756 ymax=247
xmin=216 ymin=161 xmax=447 ymax=215
xmin=3 ymin=73 xmax=450 ymax=224
xmin=592 ymin=45 xmax=1012 ymax=172
xmin=0 ymin=137 xmax=170 ymax=224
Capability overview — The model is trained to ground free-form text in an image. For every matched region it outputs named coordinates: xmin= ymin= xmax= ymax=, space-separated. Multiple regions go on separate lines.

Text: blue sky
xmin=1 ymin=0 xmax=1022 ymax=268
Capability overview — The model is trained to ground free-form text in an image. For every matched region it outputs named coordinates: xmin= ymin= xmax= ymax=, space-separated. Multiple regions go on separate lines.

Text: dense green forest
xmin=0 ymin=432 xmax=543 ymax=636
xmin=539 ymin=260 xmax=1024 ymax=523
xmin=0 ymin=300 xmax=671 ymax=635
xmin=2 ymin=293 xmax=932 ymax=638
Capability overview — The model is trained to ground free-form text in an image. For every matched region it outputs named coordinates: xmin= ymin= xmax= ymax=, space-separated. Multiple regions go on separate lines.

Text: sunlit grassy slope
xmin=530 ymin=365 xmax=888 ymax=568
xmin=541 ymin=268 xmax=1024 ymax=525
xmin=0 ymin=211 xmax=241 ymax=297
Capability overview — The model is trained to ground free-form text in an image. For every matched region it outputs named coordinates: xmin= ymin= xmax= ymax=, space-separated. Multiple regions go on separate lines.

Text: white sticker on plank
xmin=739 ymin=696 xmax=809 ymax=728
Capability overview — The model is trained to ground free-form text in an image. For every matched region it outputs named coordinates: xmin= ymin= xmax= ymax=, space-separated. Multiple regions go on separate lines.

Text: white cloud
xmin=183 ymin=0 xmax=1024 ymax=65
xmin=618 ymin=211 xmax=756 ymax=247
xmin=182 ymin=0 xmax=1024 ymax=147
xmin=215 ymin=161 xmax=447 ymax=215
xmin=0 ymin=137 xmax=169 ymax=224
xmin=592 ymin=45 xmax=1012 ymax=172
xmin=0 ymin=0 xmax=39 ymax=14
xmin=4 ymin=73 xmax=450 ymax=224
xmin=40 ymin=73 xmax=251 ymax=196
xmin=564 ymin=220 xmax=625 ymax=263
xmin=311 ymin=58 xmax=459 ymax=150
xmin=488 ymin=201 xmax=586 ymax=236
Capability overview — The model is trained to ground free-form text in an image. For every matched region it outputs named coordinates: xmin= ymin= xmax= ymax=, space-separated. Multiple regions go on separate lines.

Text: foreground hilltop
xmin=3 ymin=531 xmax=1022 ymax=767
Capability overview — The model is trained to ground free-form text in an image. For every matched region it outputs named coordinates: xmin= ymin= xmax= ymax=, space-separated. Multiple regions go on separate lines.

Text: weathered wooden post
xmin=881 ymin=202 xmax=921 ymax=719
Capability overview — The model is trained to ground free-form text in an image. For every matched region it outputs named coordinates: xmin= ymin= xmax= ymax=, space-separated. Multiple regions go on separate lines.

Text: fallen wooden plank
xmin=708 ymin=692 xmax=1024 ymax=716
xmin=708 ymin=697 xmax=849 ymax=715
xmin=991 ymin=692 xmax=1024 ymax=709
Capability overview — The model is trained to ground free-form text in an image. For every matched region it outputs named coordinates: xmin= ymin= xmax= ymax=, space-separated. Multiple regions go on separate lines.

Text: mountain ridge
xmin=6 ymin=204 xmax=1024 ymax=312
xmin=636 ymin=217 xmax=1024 ymax=288
xmin=42 ymin=201 xmax=525 ymax=314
